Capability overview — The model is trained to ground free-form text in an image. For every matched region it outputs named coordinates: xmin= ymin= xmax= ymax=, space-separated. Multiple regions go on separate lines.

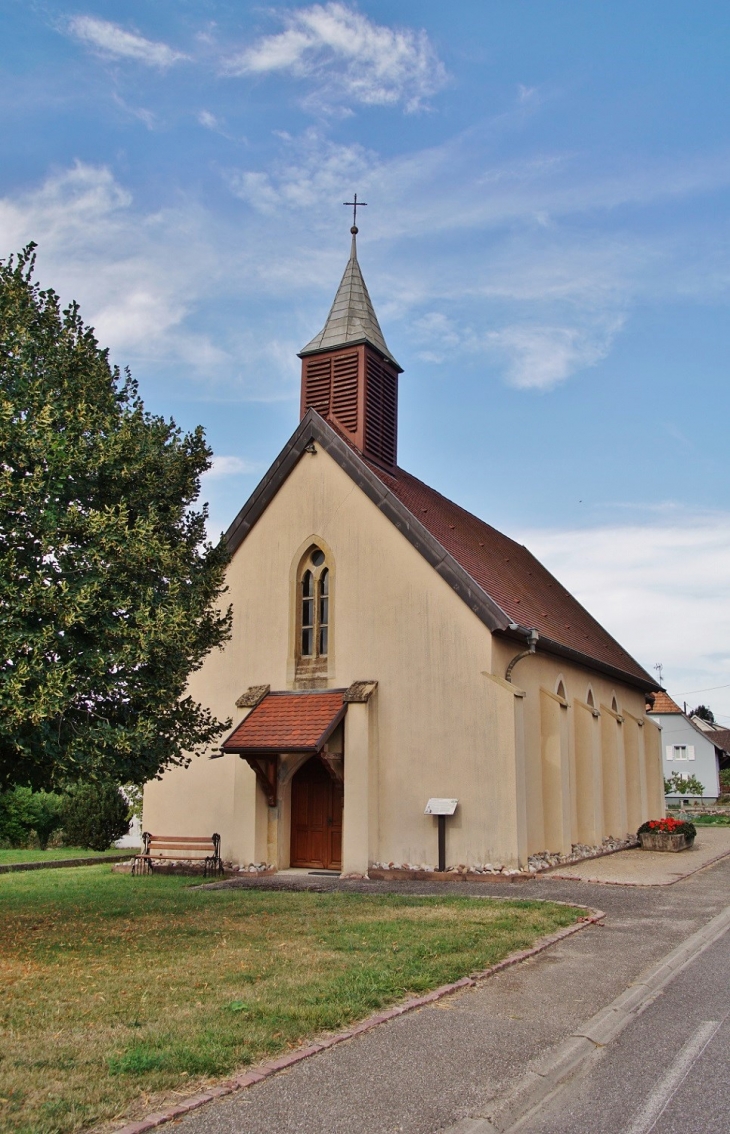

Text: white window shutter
xmin=666 ymin=746 xmax=674 ymax=761
xmin=688 ymin=745 xmax=695 ymax=761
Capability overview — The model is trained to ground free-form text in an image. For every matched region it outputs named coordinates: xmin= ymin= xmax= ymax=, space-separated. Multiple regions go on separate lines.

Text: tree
xmin=690 ymin=704 xmax=715 ymax=724
xmin=60 ymin=782 xmax=130 ymax=851
xmin=0 ymin=246 xmax=232 ymax=791
xmin=0 ymin=786 xmax=64 ymax=849
xmin=664 ymin=772 xmax=705 ymax=797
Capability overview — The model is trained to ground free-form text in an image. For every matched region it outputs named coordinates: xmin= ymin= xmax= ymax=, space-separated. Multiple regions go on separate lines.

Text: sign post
xmin=424 ymin=798 xmax=458 ymax=872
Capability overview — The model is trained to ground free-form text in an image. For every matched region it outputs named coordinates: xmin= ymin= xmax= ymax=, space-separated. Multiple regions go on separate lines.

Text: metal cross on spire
xmin=344 ymin=192 xmax=367 ymax=234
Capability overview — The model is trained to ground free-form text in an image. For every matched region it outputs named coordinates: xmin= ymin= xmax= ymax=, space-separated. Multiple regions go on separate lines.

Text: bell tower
xmin=298 ymin=205 xmax=402 ymax=473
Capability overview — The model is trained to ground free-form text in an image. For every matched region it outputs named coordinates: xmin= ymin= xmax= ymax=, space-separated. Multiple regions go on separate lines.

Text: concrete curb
xmin=443 ymin=901 xmax=730 ymax=1133
xmin=111 ymin=905 xmax=605 ymax=1134
xmin=547 ymin=844 xmax=730 ymax=887
xmin=0 ymin=853 xmax=134 ymax=874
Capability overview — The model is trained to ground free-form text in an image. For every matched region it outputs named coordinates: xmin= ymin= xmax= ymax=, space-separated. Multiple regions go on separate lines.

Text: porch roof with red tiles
xmin=365 ymin=460 xmax=654 ymax=686
xmin=221 ymin=690 xmax=346 ymax=754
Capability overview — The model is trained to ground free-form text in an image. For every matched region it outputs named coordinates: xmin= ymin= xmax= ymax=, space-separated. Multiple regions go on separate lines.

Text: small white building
xmin=647 ymin=692 xmax=721 ymax=803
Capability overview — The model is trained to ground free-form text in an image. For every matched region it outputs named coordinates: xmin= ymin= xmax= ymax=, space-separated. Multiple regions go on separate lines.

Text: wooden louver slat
xmin=301 ymin=344 xmax=398 ymax=470
xmin=304 ymin=357 xmax=332 ymax=416
xmin=331 ymin=351 xmax=359 ymax=433
xmin=365 ymin=352 xmax=397 ymax=469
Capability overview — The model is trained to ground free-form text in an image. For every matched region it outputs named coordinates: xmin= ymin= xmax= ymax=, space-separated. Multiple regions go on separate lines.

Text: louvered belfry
xmin=299 ymin=234 xmax=402 ymax=472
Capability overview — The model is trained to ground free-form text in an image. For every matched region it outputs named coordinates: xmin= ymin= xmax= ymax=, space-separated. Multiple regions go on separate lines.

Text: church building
xmin=143 ymin=224 xmax=665 ymax=875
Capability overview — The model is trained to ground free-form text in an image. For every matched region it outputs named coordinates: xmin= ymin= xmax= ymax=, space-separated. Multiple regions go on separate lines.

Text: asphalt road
xmin=170 ymin=859 xmax=730 ymax=1134
xmin=510 ymin=922 xmax=730 ymax=1134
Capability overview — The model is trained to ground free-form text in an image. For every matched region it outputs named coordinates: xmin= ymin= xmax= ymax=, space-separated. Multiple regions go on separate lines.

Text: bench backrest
xmin=141 ymin=833 xmax=220 ymax=860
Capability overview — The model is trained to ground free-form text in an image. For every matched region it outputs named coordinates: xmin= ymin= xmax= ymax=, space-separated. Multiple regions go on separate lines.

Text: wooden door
xmin=290 ymin=758 xmax=343 ymax=869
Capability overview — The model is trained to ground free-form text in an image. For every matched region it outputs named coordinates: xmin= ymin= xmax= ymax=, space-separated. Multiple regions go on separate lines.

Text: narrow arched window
xmin=301 ymin=570 xmax=314 ymax=656
xmin=557 ymin=680 xmax=566 ymax=701
xmin=318 ymin=569 xmax=329 ymax=656
xmin=586 ymin=688 xmax=595 ymax=708
xmin=295 ymin=546 xmax=332 ymax=676
xmin=612 ymin=696 xmax=619 ymax=713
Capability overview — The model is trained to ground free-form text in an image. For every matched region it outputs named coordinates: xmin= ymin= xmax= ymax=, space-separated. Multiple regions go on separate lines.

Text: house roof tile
xmin=647 ymin=691 xmax=684 ymax=714
xmin=221 ymin=690 xmax=346 ymax=754
xmin=703 ymin=726 xmax=730 ymax=753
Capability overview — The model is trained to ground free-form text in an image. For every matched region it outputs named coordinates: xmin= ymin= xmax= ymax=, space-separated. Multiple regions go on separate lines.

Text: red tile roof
xmin=647 ymin=691 xmax=684 ymax=714
xmin=365 ymin=461 xmax=653 ymax=686
xmin=222 ymin=690 xmax=345 ymax=753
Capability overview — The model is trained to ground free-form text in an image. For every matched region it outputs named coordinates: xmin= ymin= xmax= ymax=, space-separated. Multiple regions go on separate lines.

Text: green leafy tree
xmin=0 ymin=786 xmax=64 ymax=849
xmin=664 ymin=772 xmax=705 ymax=796
xmin=60 ymin=782 xmax=130 ymax=851
xmin=690 ymin=704 xmax=715 ymax=724
xmin=0 ymin=246 xmax=232 ymax=791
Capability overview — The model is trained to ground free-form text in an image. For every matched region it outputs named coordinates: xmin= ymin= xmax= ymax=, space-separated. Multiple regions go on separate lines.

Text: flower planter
xmin=639 ymin=831 xmax=695 ymax=852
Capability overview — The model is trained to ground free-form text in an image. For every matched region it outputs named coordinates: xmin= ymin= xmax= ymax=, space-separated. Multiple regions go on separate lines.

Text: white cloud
xmin=227 ymin=130 xmax=371 ymax=214
xmin=67 ymin=16 xmax=188 ymax=68
xmin=225 ymin=3 xmax=447 ymax=112
xmin=5 ymin=114 xmax=730 ymax=409
xmin=226 ymin=125 xmax=730 ymax=388
xmin=519 ymin=514 xmax=730 ymax=721
xmin=203 ymin=455 xmax=261 ymax=479
xmin=410 ymin=308 xmax=624 ymax=388
xmin=197 ymin=110 xmax=219 ymax=130
xmin=483 ymin=320 xmax=622 ymax=390
xmin=0 ymin=162 xmax=310 ymax=402
xmin=0 ymin=162 xmax=223 ymax=364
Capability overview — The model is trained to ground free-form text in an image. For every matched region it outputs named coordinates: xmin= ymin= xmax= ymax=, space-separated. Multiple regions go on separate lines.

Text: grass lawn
xmin=0 ymin=867 xmax=583 ymax=1134
xmin=692 ymin=813 xmax=730 ymax=826
xmin=0 ymin=847 xmax=137 ymax=866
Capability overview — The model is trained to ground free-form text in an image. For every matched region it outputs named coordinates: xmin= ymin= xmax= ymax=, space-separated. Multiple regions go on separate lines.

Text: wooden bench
xmin=132 ymin=833 xmax=222 ymax=877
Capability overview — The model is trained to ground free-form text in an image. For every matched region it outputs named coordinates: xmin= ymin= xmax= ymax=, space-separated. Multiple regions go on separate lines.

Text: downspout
xmin=505 ymin=627 xmax=539 ymax=683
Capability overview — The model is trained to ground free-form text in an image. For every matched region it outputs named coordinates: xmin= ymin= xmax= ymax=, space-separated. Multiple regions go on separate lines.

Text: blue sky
xmin=3 ymin=1 xmax=730 ymax=722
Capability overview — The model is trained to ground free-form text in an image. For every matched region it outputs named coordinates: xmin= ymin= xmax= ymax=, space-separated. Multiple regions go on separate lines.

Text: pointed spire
xmin=299 ymin=233 xmax=401 ymax=370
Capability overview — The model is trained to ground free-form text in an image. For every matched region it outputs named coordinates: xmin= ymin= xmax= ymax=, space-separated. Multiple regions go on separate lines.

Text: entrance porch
xmin=219 ymin=682 xmax=377 ymax=876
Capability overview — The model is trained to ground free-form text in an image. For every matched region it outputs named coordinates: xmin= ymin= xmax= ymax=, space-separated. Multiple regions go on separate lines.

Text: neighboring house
xmin=115 ymin=788 xmax=143 ymax=849
xmin=647 ymin=692 xmax=721 ymax=802
xmin=143 ymin=230 xmax=664 ymax=875
xmin=687 ymin=715 xmax=730 ymax=776
xmin=115 ymin=813 xmax=142 ymax=849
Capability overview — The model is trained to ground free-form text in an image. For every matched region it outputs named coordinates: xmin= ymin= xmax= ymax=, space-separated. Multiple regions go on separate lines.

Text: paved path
xmin=170 ymin=856 xmax=730 ymax=1134
xmin=550 ymin=826 xmax=730 ymax=885
xmin=503 ymin=913 xmax=730 ymax=1134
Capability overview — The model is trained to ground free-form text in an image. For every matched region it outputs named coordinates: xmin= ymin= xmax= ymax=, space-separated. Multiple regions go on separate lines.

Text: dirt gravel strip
xmin=0 ymin=853 xmax=133 ymax=874
xmin=111 ymin=905 xmax=605 ymax=1134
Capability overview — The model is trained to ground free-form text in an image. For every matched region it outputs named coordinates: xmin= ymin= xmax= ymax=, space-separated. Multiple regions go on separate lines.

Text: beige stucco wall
xmin=144 ymin=444 xmax=660 ymax=870
xmin=145 ymin=444 xmax=525 ymax=869
xmin=491 ymin=639 xmax=662 ymax=850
